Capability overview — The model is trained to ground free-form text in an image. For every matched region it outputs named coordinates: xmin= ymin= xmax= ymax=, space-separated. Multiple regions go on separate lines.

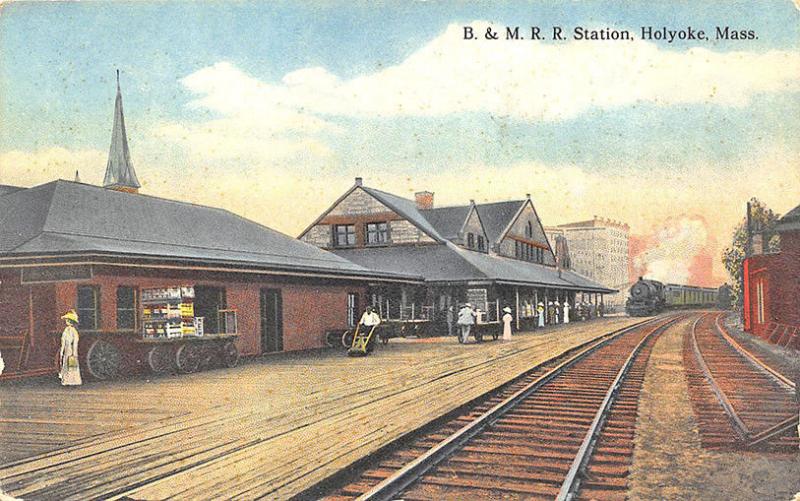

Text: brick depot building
xmin=0 ymin=79 xmax=417 ymax=380
xmin=743 ymin=202 xmax=800 ymax=349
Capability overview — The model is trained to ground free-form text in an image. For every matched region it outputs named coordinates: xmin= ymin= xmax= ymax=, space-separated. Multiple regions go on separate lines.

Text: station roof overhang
xmin=0 ymin=251 xmax=425 ymax=285
xmin=333 ymin=242 xmax=615 ymax=294
xmin=422 ymin=277 xmax=616 ymax=294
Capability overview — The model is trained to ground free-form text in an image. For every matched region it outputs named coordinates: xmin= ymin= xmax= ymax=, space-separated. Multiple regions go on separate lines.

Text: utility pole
xmin=741 ymin=201 xmax=752 ymax=322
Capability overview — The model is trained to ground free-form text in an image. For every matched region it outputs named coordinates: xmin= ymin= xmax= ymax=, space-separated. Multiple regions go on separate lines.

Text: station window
xmin=116 ymin=286 xmax=138 ymax=330
xmin=347 ymin=292 xmax=359 ymax=327
xmin=365 ymin=222 xmax=389 ymax=245
xmin=756 ymin=280 xmax=765 ymax=324
xmin=195 ymin=286 xmax=227 ymax=334
xmin=515 ymin=240 xmax=544 ymax=263
xmin=525 ymin=221 xmax=533 ymax=239
xmin=77 ymin=285 xmax=100 ymax=330
xmin=477 ymin=235 xmax=486 ymax=252
xmin=467 ymin=233 xmax=475 ymax=249
xmin=333 ymin=224 xmax=356 ymax=247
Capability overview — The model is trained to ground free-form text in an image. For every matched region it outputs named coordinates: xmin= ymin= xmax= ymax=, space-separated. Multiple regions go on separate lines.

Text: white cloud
xmin=155 ymin=21 xmax=800 ymax=166
xmin=178 ymin=22 xmax=800 ymax=123
xmin=0 ymin=148 xmax=106 ymax=187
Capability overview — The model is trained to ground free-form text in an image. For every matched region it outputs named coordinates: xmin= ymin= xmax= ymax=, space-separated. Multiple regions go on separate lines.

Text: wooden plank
xmin=0 ymin=318 xmax=641 ymax=500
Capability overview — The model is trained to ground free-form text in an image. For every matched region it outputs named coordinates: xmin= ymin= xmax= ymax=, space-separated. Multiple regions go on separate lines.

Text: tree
xmin=721 ymin=198 xmax=780 ymax=310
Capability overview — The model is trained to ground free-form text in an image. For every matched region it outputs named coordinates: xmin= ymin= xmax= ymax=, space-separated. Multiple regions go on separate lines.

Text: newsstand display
xmin=80 ymin=285 xmax=240 ymax=381
xmin=142 ymin=286 xmax=198 ymax=339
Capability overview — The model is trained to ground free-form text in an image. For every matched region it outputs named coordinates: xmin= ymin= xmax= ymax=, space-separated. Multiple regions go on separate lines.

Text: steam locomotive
xmin=625 ymin=277 xmax=724 ymax=316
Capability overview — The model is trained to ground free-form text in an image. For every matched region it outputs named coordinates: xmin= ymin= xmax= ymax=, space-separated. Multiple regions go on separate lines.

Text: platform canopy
xmin=335 ymin=242 xmax=614 ymax=293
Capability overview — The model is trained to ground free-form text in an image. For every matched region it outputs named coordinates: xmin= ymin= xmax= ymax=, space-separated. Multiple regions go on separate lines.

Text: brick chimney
xmin=354 ymin=177 xmax=363 ymax=187
xmin=415 ymin=191 xmax=434 ymax=210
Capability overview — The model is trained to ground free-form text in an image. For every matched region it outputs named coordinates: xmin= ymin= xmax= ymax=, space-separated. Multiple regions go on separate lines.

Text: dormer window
xmin=365 ymin=222 xmax=389 ymax=245
xmin=333 ymin=224 xmax=356 ymax=247
xmin=467 ymin=233 xmax=475 ymax=249
xmin=477 ymin=235 xmax=486 ymax=252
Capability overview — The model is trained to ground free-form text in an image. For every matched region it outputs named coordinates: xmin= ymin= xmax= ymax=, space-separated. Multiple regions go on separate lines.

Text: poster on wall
xmin=0 ymin=1 xmax=798 ymax=500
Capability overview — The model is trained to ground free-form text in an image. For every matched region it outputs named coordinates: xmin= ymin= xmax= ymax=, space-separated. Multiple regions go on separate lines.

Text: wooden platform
xmin=0 ymin=318 xmax=641 ymax=500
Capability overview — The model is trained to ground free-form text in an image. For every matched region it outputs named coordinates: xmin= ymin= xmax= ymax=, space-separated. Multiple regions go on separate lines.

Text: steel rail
xmin=710 ymin=313 xmax=798 ymax=447
xmin=747 ymin=415 xmax=800 ymax=448
xmin=354 ymin=315 xmax=672 ymax=501
xmin=713 ymin=313 xmax=795 ymax=391
xmin=690 ymin=313 xmax=750 ymax=441
xmin=555 ymin=313 xmax=685 ymax=501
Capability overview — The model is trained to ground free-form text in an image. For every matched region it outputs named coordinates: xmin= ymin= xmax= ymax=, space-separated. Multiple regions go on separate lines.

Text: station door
xmin=260 ymin=289 xmax=284 ymax=353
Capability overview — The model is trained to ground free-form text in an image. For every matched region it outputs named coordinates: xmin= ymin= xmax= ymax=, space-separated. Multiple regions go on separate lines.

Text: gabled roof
xmin=298 ymin=182 xmax=446 ymax=243
xmin=474 ymin=200 xmax=526 ymax=243
xmin=776 ymin=203 xmax=800 ymax=232
xmin=419 ymin=205 xmax=471 ymax=240
xmin=359 ymin=186 xmax=445 ymax=242
xmin=451 ymin=244 xmax=614 ymax=292
xmin=0 ymin=180 xmax=419 ymax=281
xmin=333 ymin=244 xmax=484 ymax=283
xmin=103 ymin=72 xmax=140 ymax=190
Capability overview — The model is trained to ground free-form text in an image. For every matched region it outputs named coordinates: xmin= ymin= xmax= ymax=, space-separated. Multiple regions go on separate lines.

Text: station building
xmin=0 ymin=79 xmax=418 ymax=379
xmin=299 ymin=180 xmax=614 ymax=331
xmin=743 ymin=202 xmax=800 ymax=350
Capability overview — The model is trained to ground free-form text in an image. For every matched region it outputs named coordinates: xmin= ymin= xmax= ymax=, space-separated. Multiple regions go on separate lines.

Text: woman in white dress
xmin=537 ymin=302 xmax=545 ymax=328
xmin=502 ymin=307 xmax=513 ymax=340
xmin=59 ymin=310 xmax=82 ymax=386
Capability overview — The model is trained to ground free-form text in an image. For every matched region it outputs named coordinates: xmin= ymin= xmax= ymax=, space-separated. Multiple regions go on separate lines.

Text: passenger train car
xmin=626 ymin=277 xmax=722 ymax=316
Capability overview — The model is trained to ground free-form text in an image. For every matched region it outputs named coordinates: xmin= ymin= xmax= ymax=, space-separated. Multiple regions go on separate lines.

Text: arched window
xmin=525 ymin=221 xmax=533 ymax=238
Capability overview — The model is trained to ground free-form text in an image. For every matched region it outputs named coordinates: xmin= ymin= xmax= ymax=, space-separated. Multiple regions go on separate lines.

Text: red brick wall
xmin=744 ymin=229 xmax=800 ymax=339
xmin=745 ymin=254 xmax=772 ymax=337
xmin=282 ymin=284 xmax=362 ymax=351
xmin=43 ymin=267 xmax=366 ymax=358
xmin=772 ymin=231 xmax=800 ymax=327
xmin=0 ymin=270 xmax=60 ymax=374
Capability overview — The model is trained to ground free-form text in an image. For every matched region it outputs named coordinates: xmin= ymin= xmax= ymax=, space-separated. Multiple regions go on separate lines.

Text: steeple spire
xmin=103 ymin=69 xmax=140 ymax=193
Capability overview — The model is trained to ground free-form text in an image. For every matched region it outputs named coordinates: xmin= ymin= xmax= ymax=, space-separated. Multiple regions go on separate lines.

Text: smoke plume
xmin=629 ymin=216 xmax=717 ymax=286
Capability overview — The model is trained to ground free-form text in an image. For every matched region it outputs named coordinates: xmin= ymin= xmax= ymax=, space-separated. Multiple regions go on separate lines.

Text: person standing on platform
xmin=502 ymin=307 xmax=513 ymax=340
xmin=58 ymin=310 xmax=82 ymax=386
xmin=537 ymin=302 xmax=545 ymax=328
xmin=547 ymin=302 xmax=554 ymax=325
xmin=563 ymin=301 xmax=570 ymax=324
xmin=555 ymin=301 xmax=561 ymax=324
xmin=457 ymin=303 xmax=476 ymax=344
xmin=446 ymin=305 xmax=455 ymax=338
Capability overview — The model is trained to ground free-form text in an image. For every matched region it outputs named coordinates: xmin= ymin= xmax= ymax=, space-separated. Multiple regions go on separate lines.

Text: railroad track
xmin=303 ymin=314 xmax=685 ymax=501
xmin=684 ymin=312 xmax=798 ymax=451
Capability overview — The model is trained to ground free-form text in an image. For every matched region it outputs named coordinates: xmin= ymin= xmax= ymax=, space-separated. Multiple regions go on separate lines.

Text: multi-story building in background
xmin=545 ymin=216 xmax=630 ymax=307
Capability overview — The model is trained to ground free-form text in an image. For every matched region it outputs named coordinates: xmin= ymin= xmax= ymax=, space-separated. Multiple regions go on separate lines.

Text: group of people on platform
xmin=442 ymin=299 xmax=604 ymax=345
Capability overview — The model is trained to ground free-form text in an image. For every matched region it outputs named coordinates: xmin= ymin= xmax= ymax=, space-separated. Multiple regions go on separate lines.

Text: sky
xmin=1 ymin=0 xmax=799 ymax=285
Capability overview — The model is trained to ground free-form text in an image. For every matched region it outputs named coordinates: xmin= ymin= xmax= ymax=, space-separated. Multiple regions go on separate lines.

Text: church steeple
xmin=103 ymin=70 xmax=140 ymax=193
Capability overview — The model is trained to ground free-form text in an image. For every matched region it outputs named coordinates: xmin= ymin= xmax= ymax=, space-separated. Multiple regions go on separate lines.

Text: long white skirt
xmin=59 ymin=356 xmax=82 ymax=386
